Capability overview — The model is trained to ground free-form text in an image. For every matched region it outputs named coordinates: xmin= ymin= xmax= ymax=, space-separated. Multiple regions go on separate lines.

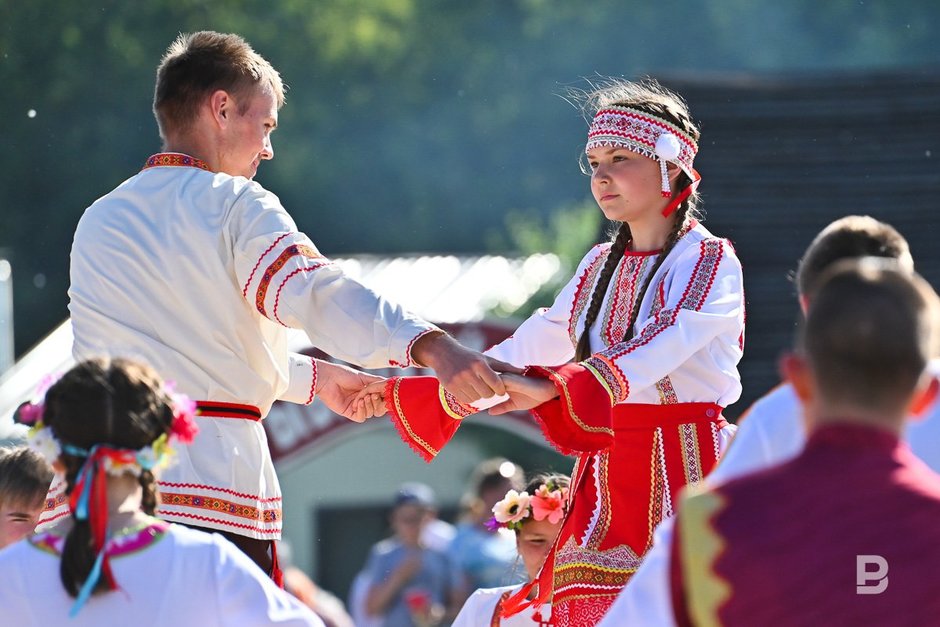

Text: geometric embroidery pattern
xmin=656 ymin=375 xmax=679 ymax=405
xmin=159 ymin=492 xmax=282 ymax=524
xmin=593 ymin=239 xmax=725 ymax=393
xmin=680 ymin=423 xmax=703 ymax=486
xmin=568 ymin=246 xmax=609 ymax=346
xmin=255 ymin=243 xmax=325 ymax=318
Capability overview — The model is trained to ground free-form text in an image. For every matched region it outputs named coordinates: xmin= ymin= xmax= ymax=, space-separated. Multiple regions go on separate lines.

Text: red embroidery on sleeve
xmin=242 ymin=233 xmax=291 ymax=298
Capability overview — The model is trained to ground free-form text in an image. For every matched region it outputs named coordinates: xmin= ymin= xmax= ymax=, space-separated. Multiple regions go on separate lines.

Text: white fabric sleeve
xmin=597 ymin=517 xmax=677 ymax=627
xmin=584 ymin=238 xmax=744 ymax=404
xmin=212 ymin=534 xmax=325 ymax=626
xmin=707 ymin=383 xmax=806 ymax=484
xmin=230 ymin=186 xmax=438 ymax=369
xmin=278 ymin=353 xmax=318 ymax=405
xmin=451 ymin=590 xmax=495 ymax=627
xmin=485 ymin=243 xmax=611 ymax=368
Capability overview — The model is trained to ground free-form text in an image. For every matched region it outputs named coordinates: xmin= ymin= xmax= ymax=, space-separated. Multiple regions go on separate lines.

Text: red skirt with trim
xmin=384 ymin=367 xmax=728 ymax=626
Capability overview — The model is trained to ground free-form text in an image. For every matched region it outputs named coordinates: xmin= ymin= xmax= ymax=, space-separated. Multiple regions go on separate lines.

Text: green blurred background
xmin=3 ymin=0 xmax=938 ymax=355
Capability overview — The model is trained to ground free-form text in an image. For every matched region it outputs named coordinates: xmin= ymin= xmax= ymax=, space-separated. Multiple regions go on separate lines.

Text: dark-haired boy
xmin=671 ymin=259 xmax=940 ymax=624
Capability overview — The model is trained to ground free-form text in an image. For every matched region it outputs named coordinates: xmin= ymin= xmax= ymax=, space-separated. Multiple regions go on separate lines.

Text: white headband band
xmin=586 ymin=105 xmax=698 ymax=198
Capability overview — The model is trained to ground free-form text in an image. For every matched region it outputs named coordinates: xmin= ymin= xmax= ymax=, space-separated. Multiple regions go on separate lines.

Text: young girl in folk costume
xmin=452 ymin=473 xmax=570 ymax=627
xmin=0 ymin=358 xmax=322 ymax=626
xmin=382 ymin=78 xmax=743 ymax=625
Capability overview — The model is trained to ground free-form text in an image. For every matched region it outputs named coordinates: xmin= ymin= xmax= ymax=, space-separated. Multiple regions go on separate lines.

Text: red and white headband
xmin=586 ymin=105 xmax=700 ymax=208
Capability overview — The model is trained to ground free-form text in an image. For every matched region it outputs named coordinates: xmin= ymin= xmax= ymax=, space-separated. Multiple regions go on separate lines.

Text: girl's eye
xmin=588 ymin=162 xmax=598 ymax=171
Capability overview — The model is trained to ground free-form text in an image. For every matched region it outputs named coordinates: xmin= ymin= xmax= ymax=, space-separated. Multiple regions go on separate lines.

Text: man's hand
xmin=488 ymin=373 xmax=558 ymax=415
xmin=315 ymin=360 xmax=388 ymax=422
xmin=410 ymin=331 xmax=522 ymax=405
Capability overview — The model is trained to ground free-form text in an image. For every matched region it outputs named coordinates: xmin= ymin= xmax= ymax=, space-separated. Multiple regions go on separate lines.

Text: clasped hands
xmin=316 ymin=332 xmax=558 ymax=423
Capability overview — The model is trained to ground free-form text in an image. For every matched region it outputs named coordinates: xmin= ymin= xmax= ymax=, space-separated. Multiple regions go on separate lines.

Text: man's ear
xmin=208 ymin=90 xmax=232 ymax=128
xmin=909 ymin=375 xmax=940 ymax=420
xmin=779 ymin=351 xmax=813 ymax=404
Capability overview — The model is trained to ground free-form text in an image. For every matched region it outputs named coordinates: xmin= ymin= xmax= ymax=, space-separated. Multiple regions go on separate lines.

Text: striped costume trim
xmin=586 ymin=239 xmax=725 ymax=403
xmin=255 ymin=244 xmax=326 ymax=318
xmin=586 ymin=452 xmax=612 ymax=551
xmin=544 ymin=368 xmax=615 ymax=438
xmin=656 ymin=376 xmax=680 ymax=405
xmin=681 ymin=423 xmax=704 ymax=486
xmin=142 ymin=153 xmax=211 ymax=172
xmin=159 ymin=492 xmax=282 ymax=524
xmin=195 ymin=401 xmax=262 ymax=420
xmin=438 ymin=386 xmax=473 ymax=420
xmin=583 ymin=356 xmax=627 ymax=406
xmin=157 ymin=482 xmax=282 ymax=503
xmin=603 ymin=255 xmax=654 ymax=346
xmin=568 ymin=245 xmax=610 ymax=346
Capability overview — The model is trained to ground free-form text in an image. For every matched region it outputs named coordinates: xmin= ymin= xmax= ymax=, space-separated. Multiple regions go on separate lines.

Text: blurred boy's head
xmin=795 ymin=215 xmax=913 ymax=305
xmin=0 ymin=446 xmax=54 ymax=548
xmin=786 ymin=259 xmax=940 ymax=430
xmin=390 ymin=482 xmax=436 ymax=547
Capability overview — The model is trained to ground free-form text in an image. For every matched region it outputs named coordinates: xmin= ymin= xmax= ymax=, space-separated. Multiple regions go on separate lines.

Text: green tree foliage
xmin=1 ymin=0 xmax=938 ymax=352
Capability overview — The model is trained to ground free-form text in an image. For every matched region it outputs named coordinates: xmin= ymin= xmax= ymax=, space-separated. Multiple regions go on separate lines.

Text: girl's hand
xmin=315 ymin=361 xmax=388 ymax=422
xmin=488 ymin=373 xmax=558 ymax=415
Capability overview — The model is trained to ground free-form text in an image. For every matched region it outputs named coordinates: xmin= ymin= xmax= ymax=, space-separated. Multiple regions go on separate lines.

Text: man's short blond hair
xmin=153 ymin=31 xmax=285 ymax=141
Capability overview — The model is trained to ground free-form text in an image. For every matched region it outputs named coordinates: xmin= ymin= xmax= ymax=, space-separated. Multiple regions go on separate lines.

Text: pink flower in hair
xmin=165 ymin=383 xmax=199 ymax=445
xmin=17 ymin=402 xmax=44 ymax=426
xmin=530 ymin=484 xmax=566 ymax=524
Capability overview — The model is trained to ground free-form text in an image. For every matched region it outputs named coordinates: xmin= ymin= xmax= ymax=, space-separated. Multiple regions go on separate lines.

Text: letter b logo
xmin=856 ymin=555 xmax=888 ymax=594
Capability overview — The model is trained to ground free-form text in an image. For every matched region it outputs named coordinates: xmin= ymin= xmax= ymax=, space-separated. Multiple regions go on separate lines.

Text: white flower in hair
xmin=655 ymin=132 xmax=681 ymax=162
xmin=492 ymin=489 xmax=532 ymax=525
xmin=27 ymin=426 xmax=62 ymax=464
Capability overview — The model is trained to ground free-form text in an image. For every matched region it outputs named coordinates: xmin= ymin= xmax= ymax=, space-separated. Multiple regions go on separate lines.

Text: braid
xmin=623 ymin=205 xmax=690 ymax=342
xmin=575 ymin=223 xmax=632 ymax=362
xmin=42 ymin=358 xmax=176 ymax=600
xmin=139 ymin=470 xmax=159 ymax=516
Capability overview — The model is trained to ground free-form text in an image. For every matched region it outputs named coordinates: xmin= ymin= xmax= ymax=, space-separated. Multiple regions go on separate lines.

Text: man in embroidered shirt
xmin=67 ymin=31 xmax=510 ymax=578
xmin=670 ymin=259 xmax=940 ymax=625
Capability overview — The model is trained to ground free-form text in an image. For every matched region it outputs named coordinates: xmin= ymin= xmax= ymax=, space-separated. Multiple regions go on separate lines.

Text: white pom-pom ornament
xmin=655 ymin=132 xmax=681 ymax=161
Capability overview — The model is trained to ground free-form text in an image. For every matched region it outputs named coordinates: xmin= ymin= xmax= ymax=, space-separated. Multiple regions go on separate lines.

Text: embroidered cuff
xmin=390 ymin=326 xmax=441 ymax=368
xmin=385 ymin=376 xmax=472 ymax=462
xmin=524 ymin=364 xmax=615 ymax=454
xmin=279 ymin=355 xmax=317 ymax=405
xmin=583 ymin=354 xmax=629 ymax=405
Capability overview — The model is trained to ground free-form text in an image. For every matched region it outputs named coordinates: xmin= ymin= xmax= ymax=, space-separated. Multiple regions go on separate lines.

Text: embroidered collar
xmin=143 ymin=153 xmax=212 ymax=172
xmin=30 ymin=519 xmax=170 ymax=558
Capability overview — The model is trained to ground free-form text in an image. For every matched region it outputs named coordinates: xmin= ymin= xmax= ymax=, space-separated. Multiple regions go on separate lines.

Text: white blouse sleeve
xmin=451 ymin=589 xmax=501 ymax=627
xmin=585 ymin=238 xmax=744 ymax=404
xmin=485 ymin=244 xmax=611 ymax=368
xmin=230 ymin=186 xmax=438 ymax=369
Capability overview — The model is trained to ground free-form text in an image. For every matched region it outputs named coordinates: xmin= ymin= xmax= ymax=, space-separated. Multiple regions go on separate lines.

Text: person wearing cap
xmin=361 ymin=483 xmax=463 ymax=627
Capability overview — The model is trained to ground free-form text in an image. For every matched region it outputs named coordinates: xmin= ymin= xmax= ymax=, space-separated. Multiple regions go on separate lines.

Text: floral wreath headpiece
xmin=19 ymin=377 xmax=199 ymax=476
xmin=586 ymin=105 xmax=701 ymax=216
xmin=486 ymin=479 xmax=569 ymax=532
xmin=17 ymin=374 xmax=199 ymax=617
